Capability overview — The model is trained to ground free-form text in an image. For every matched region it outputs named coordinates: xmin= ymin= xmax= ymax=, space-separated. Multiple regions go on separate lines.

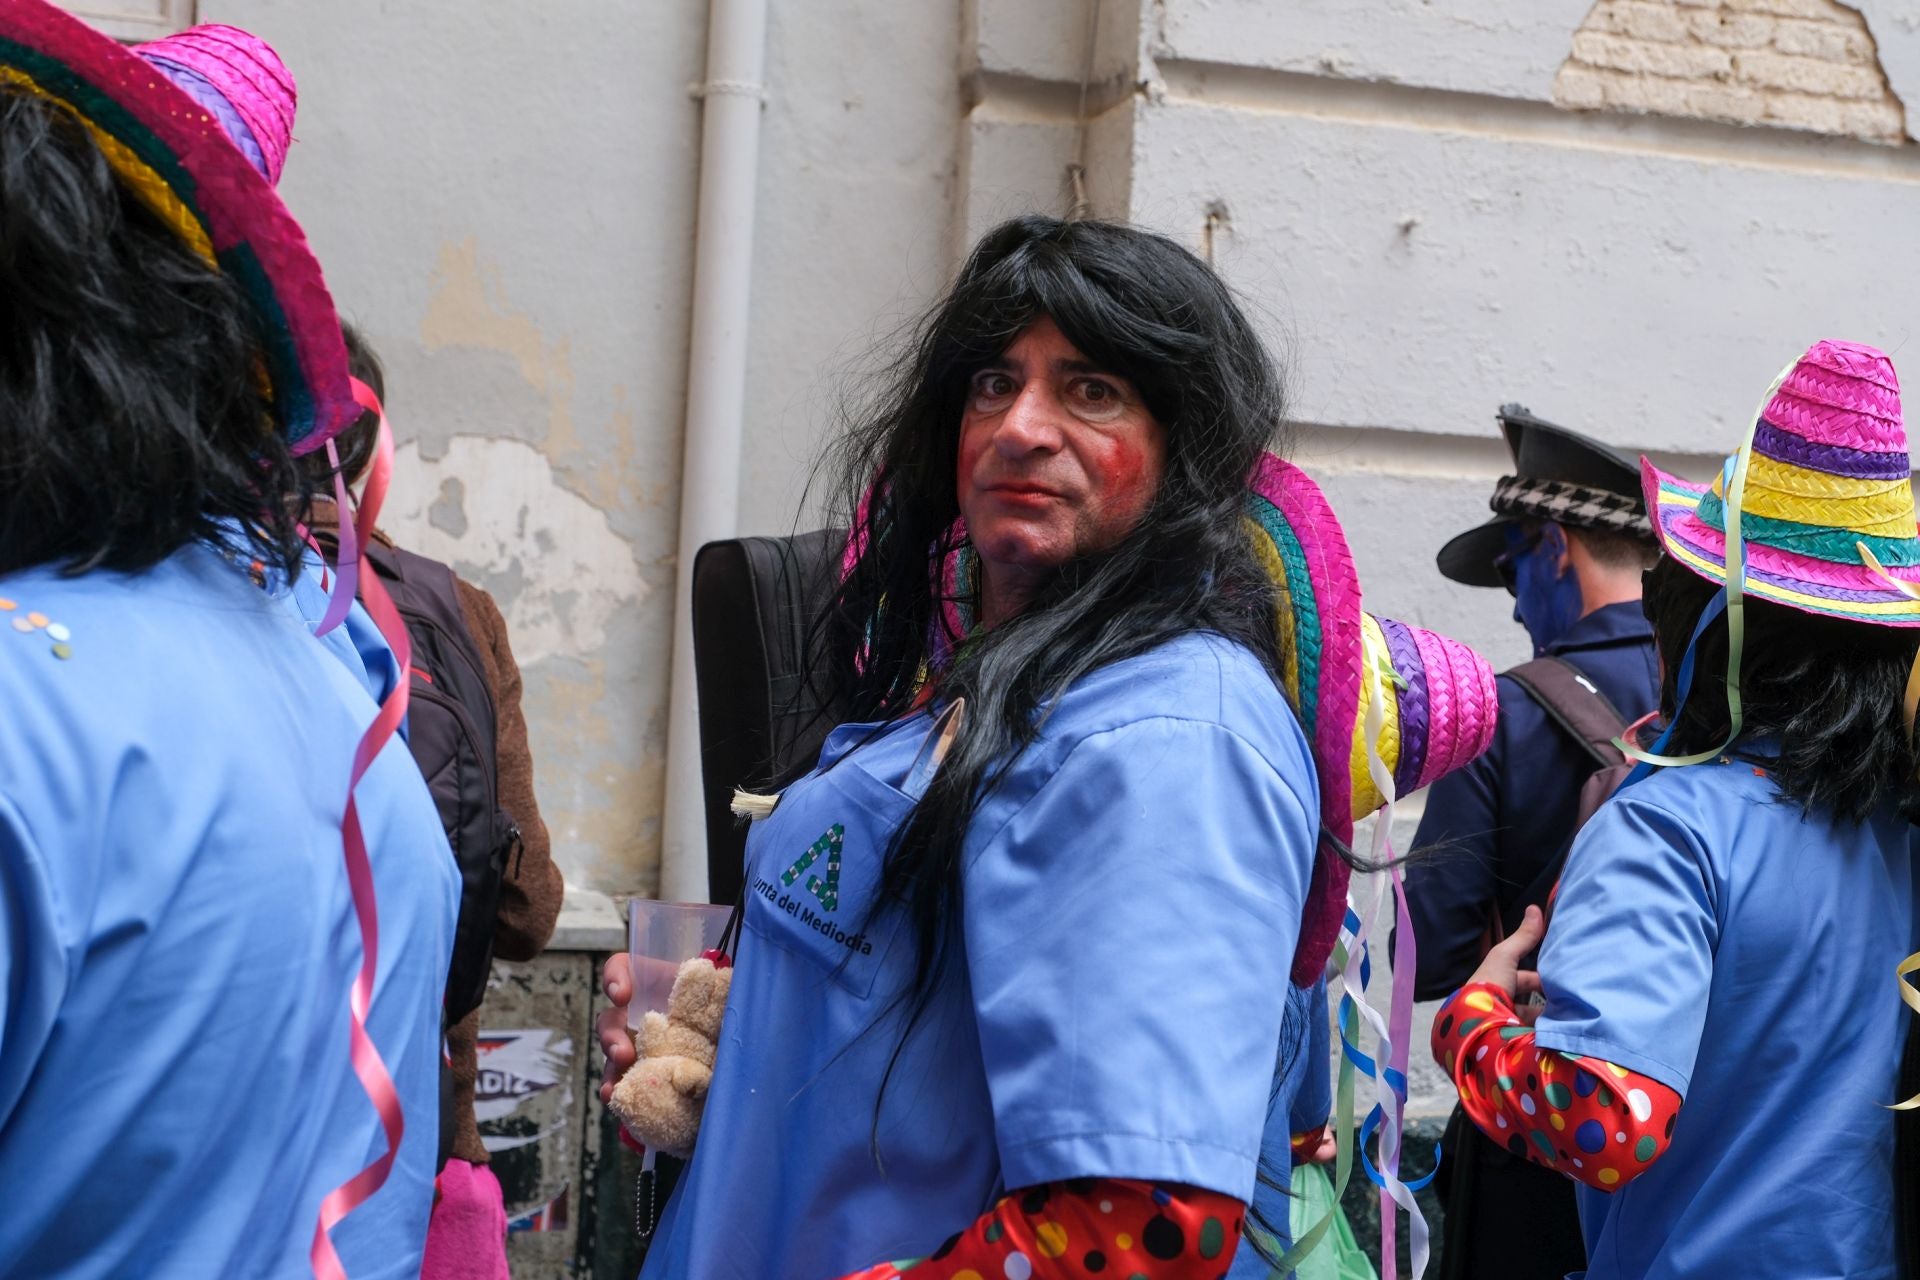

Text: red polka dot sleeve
xmin=833 ymin=1179 xmax=1243 ymax=1280
xmin=1432 ymin=981 xmax=1682 ymax=1193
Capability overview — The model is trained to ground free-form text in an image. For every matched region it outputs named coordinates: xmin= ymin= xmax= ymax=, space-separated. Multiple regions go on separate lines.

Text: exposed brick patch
xmin=1551 ymin=0 xmax=1909 ymax=144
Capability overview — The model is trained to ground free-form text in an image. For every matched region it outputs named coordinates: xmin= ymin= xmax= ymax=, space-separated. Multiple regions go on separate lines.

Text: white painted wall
xmin=129 ymin=0 xmax=1918 ymax=914
xmin=1116 ymin=0 xmax=1920 ymax=670
xmin=198 ymin=0 xmax=963 ymax=896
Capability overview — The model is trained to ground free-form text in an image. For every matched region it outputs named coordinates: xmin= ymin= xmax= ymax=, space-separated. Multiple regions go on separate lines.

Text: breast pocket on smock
xmin=739 ymin=757 xmax=915 ymax=1000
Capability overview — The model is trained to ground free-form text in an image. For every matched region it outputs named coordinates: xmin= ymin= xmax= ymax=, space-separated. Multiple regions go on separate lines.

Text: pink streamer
xmin=308 ymin=378 xmax=410 ymax=1280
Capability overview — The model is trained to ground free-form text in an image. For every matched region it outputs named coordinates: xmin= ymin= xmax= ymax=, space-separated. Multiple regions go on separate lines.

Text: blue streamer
xmin=1358 ymin=1105 xmax=1441 ymax=1193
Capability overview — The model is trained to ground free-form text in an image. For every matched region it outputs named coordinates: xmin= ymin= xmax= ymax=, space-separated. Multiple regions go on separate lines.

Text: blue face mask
xmin=1505 ymin=523 xmax=1584 ymax=656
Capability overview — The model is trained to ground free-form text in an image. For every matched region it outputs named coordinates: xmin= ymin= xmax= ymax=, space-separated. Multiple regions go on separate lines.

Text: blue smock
xmin=1407 ymin=602 xmax=1659 ymax=998
xmin=0 ymin=542 xmax=459 ymax=1278
xmin=1533 ymin=754 xmax=1917 ymax=1279
xmin=641 ymin=633 xmax=1322 ymax=1279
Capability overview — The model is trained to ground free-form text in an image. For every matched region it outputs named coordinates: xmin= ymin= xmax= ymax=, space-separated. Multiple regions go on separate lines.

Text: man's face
xmin=955 ymin=318 xmax=1166 ymax=617
xmin=1501 ymin=521 xmax=1583 ymax=655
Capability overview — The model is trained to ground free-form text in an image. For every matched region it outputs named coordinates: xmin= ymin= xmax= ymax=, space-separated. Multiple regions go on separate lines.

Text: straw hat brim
xmin=0 ymin=1 xmax=351 ymax=455
xmin=1642 ymin=456 xmax=1920 ymax=627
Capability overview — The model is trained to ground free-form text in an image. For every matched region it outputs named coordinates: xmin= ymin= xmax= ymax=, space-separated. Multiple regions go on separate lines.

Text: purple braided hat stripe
xmin=1753 ymin=418 xmax=1909 ymax=480
xmin=1374 ymin=615 xmax=1429 ymax=797
xmin=139 ymin=23 xmax=295 ymax=182
xmin=141 ymin=56 xmax=269 ymax=178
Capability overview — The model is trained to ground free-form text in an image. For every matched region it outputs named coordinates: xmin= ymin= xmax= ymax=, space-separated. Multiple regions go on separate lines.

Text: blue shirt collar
xmin=1544 ymin=599 xmax=1653 ymax=655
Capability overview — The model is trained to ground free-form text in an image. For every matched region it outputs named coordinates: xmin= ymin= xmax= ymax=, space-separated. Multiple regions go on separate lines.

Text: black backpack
xmin=690 ymin=530 xmax=846 ymax=906
xmin=359 ymin=538 xmax=522 ymax=1025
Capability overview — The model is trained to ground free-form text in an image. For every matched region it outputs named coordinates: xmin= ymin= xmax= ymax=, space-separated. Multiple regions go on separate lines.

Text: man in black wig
xmin=595 ymin=216 xmax=1467 ymax=1279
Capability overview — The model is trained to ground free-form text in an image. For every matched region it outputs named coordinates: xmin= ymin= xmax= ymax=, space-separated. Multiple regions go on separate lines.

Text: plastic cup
xmin=627 ymin=900 xmax=732 ymax=1031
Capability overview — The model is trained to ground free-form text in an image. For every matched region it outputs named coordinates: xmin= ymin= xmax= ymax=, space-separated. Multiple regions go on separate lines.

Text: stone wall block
xmin=1571 ymin=30 xmax=1733 ymax=79
xmin=1771 ymin=16 xmax=1875 ymax=65
xmin=1723 ymin=0 xmax=1853 ymax=19
xmin=1764 ymin=89 xmax=1906 ymax=139
xmin=1587 ymin=70 xmax=1764 ymax=123
xmin=1734 ymin=48 xmax=1883 ymax=99
xmin=1686 ymin=10 xmax=1777 ymax=50
xmin=1678 ymin=80 xmax=1769 ymax=123
xmin=1553 ymin=63 xmax=1610 ymax=110
xmin=1592 ymin=0 xmax=1693 ymax=44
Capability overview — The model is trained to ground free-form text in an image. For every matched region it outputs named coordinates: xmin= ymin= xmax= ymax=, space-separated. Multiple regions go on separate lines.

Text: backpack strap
xmin=1485 ymin=657 xmax=1634 ymax=947
xmin=1502 ymin=656 xmax=1629 ymax=769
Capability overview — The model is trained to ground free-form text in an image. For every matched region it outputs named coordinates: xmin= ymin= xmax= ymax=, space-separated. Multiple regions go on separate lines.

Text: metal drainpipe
xmin=658 ymin=0 xmax=770 ymax=902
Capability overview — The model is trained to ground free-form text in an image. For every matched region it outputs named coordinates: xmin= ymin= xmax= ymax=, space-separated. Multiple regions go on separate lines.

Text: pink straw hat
xmin=0 ymin=1 xmax=353 ymax=455
xmin=137 ymin=23 xmax=296 ymax=184
xmin=1645 ymin=339 xmax=1920 ymax=626
xmin=1350 ymin=613 xmax=1499 ymax=819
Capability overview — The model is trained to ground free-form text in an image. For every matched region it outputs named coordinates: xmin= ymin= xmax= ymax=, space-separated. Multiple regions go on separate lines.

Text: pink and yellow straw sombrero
xmin=1646 ymin=339 xmax=1920 ymax=625
xmin=1244 ymin=456 xmax=1497 ymax=984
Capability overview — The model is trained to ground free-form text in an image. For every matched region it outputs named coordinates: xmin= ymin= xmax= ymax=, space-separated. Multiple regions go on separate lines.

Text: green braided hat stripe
xmin=1247 ymin=493 xmax=1322 ymax=740
xmin=1694 ymin=489 xmax=1920 ymax=567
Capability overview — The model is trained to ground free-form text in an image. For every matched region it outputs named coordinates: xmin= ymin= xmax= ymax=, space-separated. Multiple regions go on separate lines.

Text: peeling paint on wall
xmin=381 ymin=436 xmax=650 ymax=667
xmin=525 ymin=649 xmax=669 ymax=897
xmin=1553 ymin=0 xmax=1910 ymax=143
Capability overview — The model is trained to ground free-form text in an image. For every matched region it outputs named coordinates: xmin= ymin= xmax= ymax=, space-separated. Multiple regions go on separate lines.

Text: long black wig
xmin=815 ymin=215 xmax=1315 ymax=1153
xmin=0 ymin=86 xmax=306 ymax=578
xmin=1641 ymin=556 xmax=1920 ymax=823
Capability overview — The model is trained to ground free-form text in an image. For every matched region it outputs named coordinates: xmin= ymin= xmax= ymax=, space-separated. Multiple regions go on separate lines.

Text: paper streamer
xmin=308 ymin=378 xmax=410 ymax=1280
xmin=1263 ymin=656 xmax=1437 ymax=1279
xmin=1894 ymin=950 xmax=1920 ymax=1112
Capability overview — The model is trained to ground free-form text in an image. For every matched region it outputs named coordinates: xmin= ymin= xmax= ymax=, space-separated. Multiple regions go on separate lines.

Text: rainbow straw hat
xmin=0 ymin=2 xmax=354 ymax=455
xmin=1645 ymin=339 xmax=1920 ymax=626
xmin=1244 ymin=455 xmax=1498 ymax=985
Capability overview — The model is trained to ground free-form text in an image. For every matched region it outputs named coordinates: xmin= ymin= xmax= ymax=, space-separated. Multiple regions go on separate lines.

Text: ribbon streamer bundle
xmin=308 ymin=380 xmax=411 ymax=1280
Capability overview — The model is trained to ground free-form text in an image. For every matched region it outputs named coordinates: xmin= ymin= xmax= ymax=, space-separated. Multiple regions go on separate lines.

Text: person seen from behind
xmin=0 ymin=8 xmax=455 ymax=1276
xmin=1433 ymin=339 xmax=1920 ymax=1279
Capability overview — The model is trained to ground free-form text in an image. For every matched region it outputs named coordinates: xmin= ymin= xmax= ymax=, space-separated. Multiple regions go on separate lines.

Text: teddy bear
xmin=608 ymin=953 xmax=733 ymax=1158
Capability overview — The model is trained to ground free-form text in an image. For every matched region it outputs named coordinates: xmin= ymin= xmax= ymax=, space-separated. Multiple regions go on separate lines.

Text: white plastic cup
xmin=627 ymin=900 xmax=732 ymax=1031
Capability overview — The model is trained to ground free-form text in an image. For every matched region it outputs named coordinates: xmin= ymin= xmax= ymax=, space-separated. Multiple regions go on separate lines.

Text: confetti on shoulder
xmin=0 ymin=601 xmax=75 ymax=659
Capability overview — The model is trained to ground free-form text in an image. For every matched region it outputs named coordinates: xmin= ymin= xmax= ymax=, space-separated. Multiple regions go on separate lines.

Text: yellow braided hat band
xmin=1717 ymin=451 xmax=1918 ymax=539
xmin=0 ymin=65 xmax=216 ymax=268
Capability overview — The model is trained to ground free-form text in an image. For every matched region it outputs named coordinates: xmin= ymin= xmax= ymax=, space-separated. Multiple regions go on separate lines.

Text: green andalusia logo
xmin=780 ymin=824 xmax=843 ymax=912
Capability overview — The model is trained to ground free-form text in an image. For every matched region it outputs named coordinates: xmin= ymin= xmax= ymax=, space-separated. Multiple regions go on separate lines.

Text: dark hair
xmin=1568 ymin=524 xmax=1659 ymax=572
xmin=1641 ymin=556 xmax=1920 ymax=823
xmin=300 ymin=320 xmax=385 ymax=491
xmin=0 ymin=87 xmax=307 ymax=578
xmin=819 ymin=216 xmax=1299 ymax=1172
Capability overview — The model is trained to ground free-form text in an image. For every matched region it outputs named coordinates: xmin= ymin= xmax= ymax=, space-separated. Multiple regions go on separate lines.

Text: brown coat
xmin=446 ymin=575 xmax=565 ymax=1165
xmin=309 ymin=504 xmax=565 ymax=1165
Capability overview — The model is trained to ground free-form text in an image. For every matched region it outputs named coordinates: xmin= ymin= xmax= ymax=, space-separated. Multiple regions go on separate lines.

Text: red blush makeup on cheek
xmin=1093 ymin=437 xmax=1150 ymax=509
